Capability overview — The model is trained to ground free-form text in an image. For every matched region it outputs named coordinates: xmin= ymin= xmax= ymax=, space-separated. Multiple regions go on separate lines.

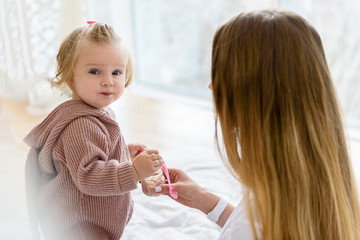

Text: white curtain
xmin=0 ymin=0 xmax=88 ymax=114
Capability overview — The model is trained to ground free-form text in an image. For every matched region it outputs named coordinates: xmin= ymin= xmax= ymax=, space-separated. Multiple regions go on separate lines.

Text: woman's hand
xmin=145 ymin=168 xmax=219 ymax=214
xmin=142 ymin=168 xmax=235 ymax=227
xmin=128 ymin=143 xmax=147 ymax=161
xmin=141 ymin=179 xmax=162 ymax=197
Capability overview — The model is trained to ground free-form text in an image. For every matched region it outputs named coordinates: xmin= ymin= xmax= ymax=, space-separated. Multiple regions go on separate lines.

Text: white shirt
xmin=218 ymin=196 xmax=261 ymax=240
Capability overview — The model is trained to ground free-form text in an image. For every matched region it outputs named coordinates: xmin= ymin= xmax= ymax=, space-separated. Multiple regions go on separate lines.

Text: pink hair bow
xmin=87 ymin=21 xmax=96 ymax=25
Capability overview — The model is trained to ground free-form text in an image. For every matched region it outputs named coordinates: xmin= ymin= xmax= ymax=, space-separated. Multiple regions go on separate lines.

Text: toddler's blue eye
xmin=89 ymin=70 xmax=100 ymax=75
xmin=112 ymin=71 xmax=122 ymax=76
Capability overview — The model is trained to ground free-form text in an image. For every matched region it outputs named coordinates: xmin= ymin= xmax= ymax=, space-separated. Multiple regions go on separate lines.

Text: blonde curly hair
xmin=50 ymin=23 xmax=134 ymax=92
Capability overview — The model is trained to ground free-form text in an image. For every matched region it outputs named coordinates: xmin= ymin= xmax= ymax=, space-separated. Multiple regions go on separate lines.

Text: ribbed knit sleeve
xmin=59 ymin=116 xmax=137 ymax=196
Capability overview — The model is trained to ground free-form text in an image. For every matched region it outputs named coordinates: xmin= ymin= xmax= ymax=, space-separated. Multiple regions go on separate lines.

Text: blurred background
xmin=1 ymin=0 xmax=360 ymax=126
xmin=1 ymin=0 xmax=360 ymax=239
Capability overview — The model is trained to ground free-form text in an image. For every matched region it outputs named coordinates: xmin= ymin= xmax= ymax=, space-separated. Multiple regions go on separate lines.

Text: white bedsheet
xmin=122 ymin=147 xmax=241 ymax=240
xmin=1 ymin=142 xmax=359 ymax=240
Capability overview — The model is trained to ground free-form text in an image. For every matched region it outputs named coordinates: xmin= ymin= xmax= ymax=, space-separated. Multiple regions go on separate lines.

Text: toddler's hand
xmin=128 ymin=143 xmax=147 ymax=161
xmin=132 ymin=149 xmax=164 ymax=181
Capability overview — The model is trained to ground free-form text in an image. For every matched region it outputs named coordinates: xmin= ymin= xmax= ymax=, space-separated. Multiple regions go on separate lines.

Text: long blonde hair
xmin=50 ymin=23 xmax=134 ymax=92
xmin=212 ymin=10 xmax=360 ymax=239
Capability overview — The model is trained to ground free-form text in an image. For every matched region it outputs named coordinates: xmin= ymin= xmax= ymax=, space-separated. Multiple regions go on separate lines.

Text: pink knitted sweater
xmin=24 ymin=100 xmax=137 ymax=240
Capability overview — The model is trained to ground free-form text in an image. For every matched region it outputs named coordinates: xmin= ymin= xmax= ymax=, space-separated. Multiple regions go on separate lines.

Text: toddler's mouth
xmin=101 ymin=92 xmax=112 ymax=96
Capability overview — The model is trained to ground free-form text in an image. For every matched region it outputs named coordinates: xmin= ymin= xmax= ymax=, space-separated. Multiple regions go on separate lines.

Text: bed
xmin=0 ymin=145 xmax=241 ymax=240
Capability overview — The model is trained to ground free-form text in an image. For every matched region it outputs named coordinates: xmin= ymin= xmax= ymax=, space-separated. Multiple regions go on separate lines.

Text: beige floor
xmin=1 ymin=93 xmax=359 ymax=224
xmin=0 ymin=98 xmax=45 ymax=220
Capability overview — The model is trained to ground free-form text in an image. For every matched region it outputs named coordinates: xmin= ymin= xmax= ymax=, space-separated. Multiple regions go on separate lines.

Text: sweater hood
xmin=24 ymin=100 xmax=117 ymax=174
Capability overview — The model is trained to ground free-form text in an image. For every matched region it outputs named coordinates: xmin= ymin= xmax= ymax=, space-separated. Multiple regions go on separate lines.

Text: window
xmin=130 ymin=0 xmax=249 ymax=98
xmin=89 ymin=0 xmax=360 ymax=137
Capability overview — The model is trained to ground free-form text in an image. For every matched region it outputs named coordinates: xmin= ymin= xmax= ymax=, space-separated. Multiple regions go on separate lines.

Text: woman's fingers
xmin=141 ymin=180 xmax=163 ymax=196
xmin=157 ymin=184 xmax=169 ymax=194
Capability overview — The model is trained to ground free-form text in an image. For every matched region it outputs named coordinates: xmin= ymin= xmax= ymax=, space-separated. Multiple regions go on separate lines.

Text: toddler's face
xmin=72 ymin=42 xmax=127 ymax=110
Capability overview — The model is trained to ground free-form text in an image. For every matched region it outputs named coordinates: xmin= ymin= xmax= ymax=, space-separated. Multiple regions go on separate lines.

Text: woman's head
xmin=51 ymin=23 xmax=134 ymax=93
xmin=212 ymin=10 xmax=332 ymax=182
xmin=212 ymin=10 xmax=360 ymax=239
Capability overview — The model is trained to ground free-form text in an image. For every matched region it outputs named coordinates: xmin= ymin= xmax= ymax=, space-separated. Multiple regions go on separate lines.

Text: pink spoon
xmin=162 ymin=164 xmax=178 ymax=199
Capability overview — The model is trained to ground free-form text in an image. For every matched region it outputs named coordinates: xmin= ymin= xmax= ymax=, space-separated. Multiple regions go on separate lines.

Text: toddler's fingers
xmin=146 ymin=149 xmax=159 ymax=155
xmin=150 ymin=154 xmax=162 ymax=160
xmin=151 ymin=159 xmax=164 ymax=169
xmin=153 ymin=159 xmax=164 ymax=167
xmin=152 ymin=165 xmax=162 ymax=173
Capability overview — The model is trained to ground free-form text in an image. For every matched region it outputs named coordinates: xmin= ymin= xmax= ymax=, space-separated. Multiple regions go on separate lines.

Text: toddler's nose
xmin=101 ymin=76 xmax=114 ymax=87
